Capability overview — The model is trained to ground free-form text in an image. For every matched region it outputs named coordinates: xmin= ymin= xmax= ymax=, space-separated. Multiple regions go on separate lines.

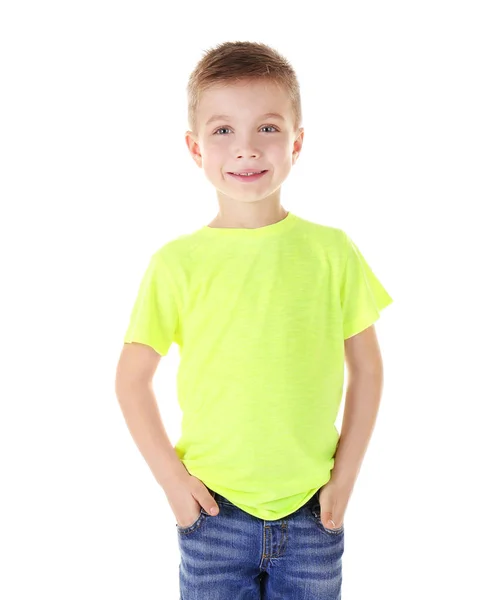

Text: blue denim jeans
xmin=176 ymin=486 xmax=344 ymax=599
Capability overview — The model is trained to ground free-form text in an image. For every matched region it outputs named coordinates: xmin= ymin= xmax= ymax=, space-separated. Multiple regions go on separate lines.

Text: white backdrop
xmin=1 ymin=1 xmax=503 ymax=598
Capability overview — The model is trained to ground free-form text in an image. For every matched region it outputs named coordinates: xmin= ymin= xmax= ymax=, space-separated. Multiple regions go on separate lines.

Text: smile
xmin=227 ymin=170 xmax=268 ymax=182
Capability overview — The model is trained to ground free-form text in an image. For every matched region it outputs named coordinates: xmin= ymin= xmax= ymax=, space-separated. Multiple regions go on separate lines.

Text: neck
xmin=207 ymin=203 xmax=289 ymax=230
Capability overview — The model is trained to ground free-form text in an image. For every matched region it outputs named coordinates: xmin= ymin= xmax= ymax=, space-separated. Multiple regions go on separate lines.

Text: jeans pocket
xmin=176 ymin=488 xmax=218 ymax=535
xmin=176 ymin=507 xmax=205 ymax=534
xmin=319 ymin=518 xmax=344 ymax=535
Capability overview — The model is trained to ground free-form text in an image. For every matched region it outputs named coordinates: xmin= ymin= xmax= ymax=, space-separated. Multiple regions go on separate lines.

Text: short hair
xmin=186 ymin=41 xmax=302 ymax=135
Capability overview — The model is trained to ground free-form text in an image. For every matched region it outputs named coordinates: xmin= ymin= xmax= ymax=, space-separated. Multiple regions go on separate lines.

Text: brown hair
xmin=186 ymin=41 xmax=302 ymax=136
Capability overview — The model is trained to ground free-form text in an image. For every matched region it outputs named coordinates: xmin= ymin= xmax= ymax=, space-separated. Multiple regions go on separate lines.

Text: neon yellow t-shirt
xmin=123 ymin=212 xmax=393 ymax=520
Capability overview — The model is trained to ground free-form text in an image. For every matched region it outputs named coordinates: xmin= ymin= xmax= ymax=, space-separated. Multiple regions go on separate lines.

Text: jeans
xmin=176 ymin=486 xmax=344 ymax=599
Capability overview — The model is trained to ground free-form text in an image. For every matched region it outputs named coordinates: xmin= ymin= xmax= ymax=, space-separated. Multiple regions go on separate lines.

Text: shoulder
xmin=293 ymin=213 xmax=349 ymax=249
xmin=151 ymin=227 xmax=212 ymax=276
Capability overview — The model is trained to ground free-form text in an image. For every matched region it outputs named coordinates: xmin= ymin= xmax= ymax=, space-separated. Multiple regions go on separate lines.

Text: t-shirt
xmin=123 ymin=211 xmax=393 ymax=520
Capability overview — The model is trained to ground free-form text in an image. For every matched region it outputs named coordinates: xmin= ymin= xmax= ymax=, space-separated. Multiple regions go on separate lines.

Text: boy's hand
xmin=318 ymin=480 xmax=349 ymax=530
xmin=164 ymin=474 xmax=220 ymax=528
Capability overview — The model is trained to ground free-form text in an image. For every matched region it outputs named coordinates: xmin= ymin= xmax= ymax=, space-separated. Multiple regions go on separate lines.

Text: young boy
xmin=115 ymin=41 xmax=393 ymax=599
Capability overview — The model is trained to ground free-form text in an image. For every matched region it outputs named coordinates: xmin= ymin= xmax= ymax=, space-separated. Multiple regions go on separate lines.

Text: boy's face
xmin=185 ymin=80 xmax=304 ymax=207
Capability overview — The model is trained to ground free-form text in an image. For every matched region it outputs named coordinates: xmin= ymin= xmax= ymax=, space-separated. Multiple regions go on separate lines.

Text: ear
xmin=185 ymin=130 xmax=202 ymax=168
xmin=292 ymin=127 xmax=304 ymax=164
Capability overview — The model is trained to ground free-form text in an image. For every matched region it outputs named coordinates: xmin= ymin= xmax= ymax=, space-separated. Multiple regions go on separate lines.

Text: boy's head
xmin=185 ymin=41 xmax=304 ymax=208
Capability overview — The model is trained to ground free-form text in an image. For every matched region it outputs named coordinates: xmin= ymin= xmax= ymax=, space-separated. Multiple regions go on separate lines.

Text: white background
xmin=1 ymin=1 xmax=503 ymax=598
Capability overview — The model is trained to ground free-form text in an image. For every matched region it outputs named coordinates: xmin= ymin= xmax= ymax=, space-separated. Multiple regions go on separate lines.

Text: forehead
xmin=199 ymin=80 xmax=291 ymax=122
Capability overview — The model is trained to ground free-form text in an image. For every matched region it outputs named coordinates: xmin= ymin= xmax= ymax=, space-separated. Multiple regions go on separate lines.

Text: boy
xmin=115 ymin=41 xmax=393 ymax=599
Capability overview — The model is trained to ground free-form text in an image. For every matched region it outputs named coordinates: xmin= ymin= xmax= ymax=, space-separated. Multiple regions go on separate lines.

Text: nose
xmin=233 ymin=137 xmax=261 ymax=159
xmin=235 ymin=149 xmax=259 ymax=159
xmin=236 ymin=155 xmax=259 ymax=163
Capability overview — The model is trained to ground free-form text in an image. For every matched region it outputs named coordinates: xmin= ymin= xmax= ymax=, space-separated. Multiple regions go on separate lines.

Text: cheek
xmin=264 ymin=138 xmax=291 ymax=158
xmin=200 ymin=144 xmax=225 ymax=170
xmin=204 ymin=141 xmax=226 ymax=162
xmin=268 ymin=146 xmax=292 ymax=166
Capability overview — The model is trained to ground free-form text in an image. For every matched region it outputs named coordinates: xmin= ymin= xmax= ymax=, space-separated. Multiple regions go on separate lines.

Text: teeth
xmin=234 ymin=171 xmax=261 ymax=176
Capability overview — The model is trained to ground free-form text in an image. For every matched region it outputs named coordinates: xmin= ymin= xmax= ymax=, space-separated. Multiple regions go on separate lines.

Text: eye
xmin=261 ymin=125 xmax=279 ymax=133
xmin=213 ymin=125 xmax=279 ymax=135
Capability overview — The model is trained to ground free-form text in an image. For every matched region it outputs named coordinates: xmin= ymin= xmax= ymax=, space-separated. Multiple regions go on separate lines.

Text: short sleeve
xmin=123 ymin=252 xmax=180 ymax=356
xmin=340 ymin=232 xmax=393 ymax=340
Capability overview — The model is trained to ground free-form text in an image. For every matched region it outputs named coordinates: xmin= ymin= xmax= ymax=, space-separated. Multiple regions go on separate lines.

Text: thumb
xmin=200 ymin=490 xmax=219 ymax=516
xmin=320 ymin=508 xmax=337 ymax=529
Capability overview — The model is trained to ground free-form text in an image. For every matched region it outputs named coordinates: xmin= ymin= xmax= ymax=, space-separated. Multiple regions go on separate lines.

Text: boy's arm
xmin=329 ymin=324 xmax=384 ymax=492
xmin=115 ymin=342 xmax=189 ymax=492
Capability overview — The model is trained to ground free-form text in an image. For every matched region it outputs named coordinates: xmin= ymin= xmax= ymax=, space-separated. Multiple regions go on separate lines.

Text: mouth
xmin=227 ymin=170 xmax=268 ymax=182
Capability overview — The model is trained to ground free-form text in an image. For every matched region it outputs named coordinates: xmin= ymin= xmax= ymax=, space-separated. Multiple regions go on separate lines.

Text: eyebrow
xmin=205 ymin=112 xmax=286 ymax=126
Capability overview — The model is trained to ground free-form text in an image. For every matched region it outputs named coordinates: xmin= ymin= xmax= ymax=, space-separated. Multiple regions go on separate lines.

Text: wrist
xmin=329 ymin=463 xmax=357 ymax=493
xmin=158 ymin=461 xmax=189 ymax=494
